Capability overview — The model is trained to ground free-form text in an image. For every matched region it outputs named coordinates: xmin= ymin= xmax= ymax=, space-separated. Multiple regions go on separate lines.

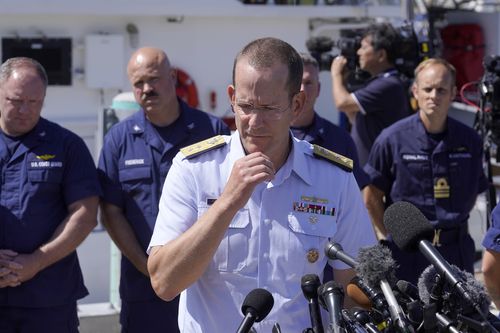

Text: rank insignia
xmin=434 ymin=177 xmax=450 ymax=199
xmin=180 ymin=135 xmax=226 ymax=159
xmin=312 ymin=144 xmax=353 ymax=172
xmin=306 ymin=248 xmax=319 ymax=263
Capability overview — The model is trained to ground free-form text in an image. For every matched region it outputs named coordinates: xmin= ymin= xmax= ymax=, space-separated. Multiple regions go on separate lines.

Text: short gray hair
xmin=0 ymin=57 xmax=48 ymax=87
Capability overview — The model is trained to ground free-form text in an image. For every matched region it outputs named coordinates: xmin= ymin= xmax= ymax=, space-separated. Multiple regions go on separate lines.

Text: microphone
xmin=324 ymin=241 xmax=358 ymax=267
xmin=383 ymin=202 xmax=490 ymax=317
xmin=356 ymin=244 xmax=415 ymax=333
xmin=346 ymin=278 xmax=372 ymax=309
xmin=417 ymin=265 xmax=492 ymax=315
xmin=396 ymin=280 xmax=419 ymax=302
xmin=342 ymin=308 xmax=379 ymax=333
xmin=301 ymin=274 xmax=324 ymax=333
xmin=318 ymin=280 xmax=344 ymax=333
xmin=236 ymin=288 xmax=274 ymax=333
xmin=417 ymin=265 xmax=446 ymax=312
xmin=347 ymin=276 xmax=388 ymax=312
xmin=395 ymin=280 xmax=422 ymax=328
xmin=351 ymin=307 xmax=383 ymax=333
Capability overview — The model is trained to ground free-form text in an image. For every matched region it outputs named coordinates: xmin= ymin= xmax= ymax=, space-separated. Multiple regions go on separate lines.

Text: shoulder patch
xmin=180 ymin=135 xmax=226 ymax=159
xmin=312 ymin=144 xmax=353 ymax=172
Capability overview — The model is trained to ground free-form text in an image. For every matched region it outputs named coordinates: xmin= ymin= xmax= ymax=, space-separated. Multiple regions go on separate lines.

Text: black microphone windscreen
xmin=301 ymin=274 xmax=321 ymax=301
xmin=396 ymin=280 xmax=419 ymax=301
xmin=383 ymin=201 xmax=434 ymax=251
xmin=318 ymin=280 xmax=344 ymax=303
xmin=356 ymin=244 xmax=398 ymax=288
xmin=241 ymin=288 xmax=274 ymax=322
xmin=417 ymin=265 xmax=491 ymax=313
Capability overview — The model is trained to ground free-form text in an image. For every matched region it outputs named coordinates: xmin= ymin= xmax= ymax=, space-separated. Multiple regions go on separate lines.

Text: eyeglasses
xmin=232 ymin=102 xmax=291 ymax=120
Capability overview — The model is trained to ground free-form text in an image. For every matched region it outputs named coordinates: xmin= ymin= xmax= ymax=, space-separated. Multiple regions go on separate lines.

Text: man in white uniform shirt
xmin=147 ymin=37 xmax=376 ymax=332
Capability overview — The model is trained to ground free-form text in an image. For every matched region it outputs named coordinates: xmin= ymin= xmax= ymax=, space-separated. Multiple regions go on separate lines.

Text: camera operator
xmin=331 ymin=22 xmax=410 ymax=167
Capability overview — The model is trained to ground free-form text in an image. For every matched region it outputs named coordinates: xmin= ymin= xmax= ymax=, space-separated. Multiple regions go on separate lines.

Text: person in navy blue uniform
xmin=291 ymin=53 xmax=369 ymax=190
xmin=483 ymin=203 xmax=500 ymax=310
xmin=364 ymin=58 xmax=488 ymax=285
xmin=331 ymin=22 xmax=410 ymax=167
xmin=0 ymin=57 xmax=100 ymax=332
xmin=97 ymin=47 xmax=229 ymax=333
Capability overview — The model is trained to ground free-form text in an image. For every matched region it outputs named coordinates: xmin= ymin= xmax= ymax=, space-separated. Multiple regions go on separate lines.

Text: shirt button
xmin=263 ymin=253 xmax=269 ymax=259
xmin=264 ymin=219 xmax=271 ymax=226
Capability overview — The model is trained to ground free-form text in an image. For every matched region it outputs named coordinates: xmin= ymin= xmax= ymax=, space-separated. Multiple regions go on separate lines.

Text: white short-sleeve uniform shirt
xmin=149 ymin=131 xmax=376 ymax=333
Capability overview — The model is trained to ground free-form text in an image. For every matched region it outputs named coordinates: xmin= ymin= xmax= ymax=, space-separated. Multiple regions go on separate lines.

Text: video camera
xmin=306 ymin=35 xmax=361 ymax=72
xmin=478 ymin=55 xmax=500 ymax=147
xmin=305 ymin=22 xmax=424 ymax=81
xmin=306 ymin=34 xmax=369 ymax=91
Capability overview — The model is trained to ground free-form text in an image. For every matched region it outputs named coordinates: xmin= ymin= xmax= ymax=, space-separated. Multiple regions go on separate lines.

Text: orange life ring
xmin=175 ymin=67 xmax=199 ymax=108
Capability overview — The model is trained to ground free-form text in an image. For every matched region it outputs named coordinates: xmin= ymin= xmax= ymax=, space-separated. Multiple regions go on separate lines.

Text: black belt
xmin=432 ymin=223 xmax=468 ymax=246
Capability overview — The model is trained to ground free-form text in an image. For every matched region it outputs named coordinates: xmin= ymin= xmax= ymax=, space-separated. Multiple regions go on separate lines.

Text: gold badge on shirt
xmin=434 ymin=177 xmax=450 ymax=199
xmin=306 ymin=248 xmax=319 ymax=263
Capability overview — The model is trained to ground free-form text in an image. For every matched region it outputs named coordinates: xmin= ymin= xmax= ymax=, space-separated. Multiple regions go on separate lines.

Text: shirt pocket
xmin=118 ymin=166 xmax=152 ymax=194
xmin=287 ymin=212 xmax=336 ymax=270
xmin=26 ymin=168 xmax=64 ymax=214
xmin=448 ymin=155 xmax=473 ymax=210
xmin=28 ymin=168 xmax=63 ymax=193
xmin=213 ymin=208 xmax=251 ymax=273
xmin=398 ymin=160 xmax=428 ymax=201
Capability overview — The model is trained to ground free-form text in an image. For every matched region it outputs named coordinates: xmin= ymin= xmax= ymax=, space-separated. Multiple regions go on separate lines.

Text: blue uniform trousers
xmin=0 ymin=303 xmax=78 ymax=333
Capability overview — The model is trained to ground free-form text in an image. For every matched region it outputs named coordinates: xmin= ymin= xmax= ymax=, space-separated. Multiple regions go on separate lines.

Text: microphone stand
xmin=435 ymin=312 xmax=463 ymax=333
xmin=456 ymin=313 xmax=492 ymax=333
xmin=379 ymin=279 xmax=415 ymax=333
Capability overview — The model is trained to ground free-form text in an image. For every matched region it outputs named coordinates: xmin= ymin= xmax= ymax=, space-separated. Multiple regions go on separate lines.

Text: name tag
xmin=402 ymin=153 xmax=428 ymax=161
xmin=124 ymin=159 xmax=145 ymax=166
xmin=449 ymin=153 xmax=471 ymax=159
xmin=30 ymin=161 xmax=63 ymax=168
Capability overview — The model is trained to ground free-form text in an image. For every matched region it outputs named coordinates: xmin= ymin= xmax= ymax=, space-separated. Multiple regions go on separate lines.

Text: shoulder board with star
xmin=180 ymin=135 xmax=226 ymax=159
xmin=312 ymin=144 xmax=353 ymax=172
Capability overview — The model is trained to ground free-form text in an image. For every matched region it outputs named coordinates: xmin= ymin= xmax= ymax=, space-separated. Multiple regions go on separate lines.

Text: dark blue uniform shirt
xmin=364 ymin=112 xmax=488 ymax=283
xmin=483 ymin=203 xmax=500 ymax=252
xmin=98 ymin=99 xmax=230 ymax=302
xmin=351 ymin=68 xmax=410 ymax=166
xmin=291 ymin=112 xmax=369 ymax=189
xmin=0 ymin=118 xmax=100 ymax=307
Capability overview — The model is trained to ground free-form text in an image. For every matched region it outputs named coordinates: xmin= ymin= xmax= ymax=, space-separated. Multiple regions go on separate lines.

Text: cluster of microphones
xmin=236 ymin=201 xmax=500 ymax=333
